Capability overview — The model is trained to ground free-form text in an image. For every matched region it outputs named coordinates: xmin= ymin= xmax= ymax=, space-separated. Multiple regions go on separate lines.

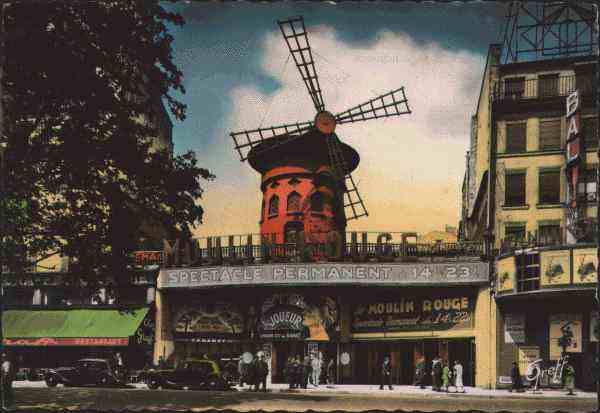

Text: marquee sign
xmin=3 ymin=337 xmax=129 ymax=346
xmin=159 ymin=262 xmax=488 ymax=289
xmin=352 ymin=294 xmax=475 ymax=333
xmin=565 ymin=90 xmax=583 ymax=244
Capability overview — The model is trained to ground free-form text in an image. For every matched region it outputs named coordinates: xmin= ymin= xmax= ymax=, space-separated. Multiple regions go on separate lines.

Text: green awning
xmin=2 ymin=308 xmax=149 ymax=339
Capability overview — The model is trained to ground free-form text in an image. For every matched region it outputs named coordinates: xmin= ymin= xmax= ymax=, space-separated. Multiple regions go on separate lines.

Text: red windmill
xmin=230 ymin=16 xmax=412 ymax=245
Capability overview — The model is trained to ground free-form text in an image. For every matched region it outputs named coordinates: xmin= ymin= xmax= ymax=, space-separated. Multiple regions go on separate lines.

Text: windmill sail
xmin=335 ymin=87 xmax=411 ymax=125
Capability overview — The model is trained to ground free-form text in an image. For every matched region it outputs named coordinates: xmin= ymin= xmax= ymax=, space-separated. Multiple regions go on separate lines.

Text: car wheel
xmin=206 ymin=376 xmax=221 ymax=391
xmin=45 ymin=375 xmax=58 ymax=388
xmin=147 ymin=377 xmax=160 ymax=390
xmin=96 ymin=374 xmax=113 ymax=387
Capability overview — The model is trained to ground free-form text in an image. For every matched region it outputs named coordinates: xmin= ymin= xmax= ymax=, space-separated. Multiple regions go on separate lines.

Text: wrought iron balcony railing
xmin=493 ymin=75 xmax=579 ymax=102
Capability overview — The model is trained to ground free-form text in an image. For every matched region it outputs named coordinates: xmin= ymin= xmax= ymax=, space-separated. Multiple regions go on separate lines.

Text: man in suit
xmin=379 ymin=356 xmax=393 ymax=390
xmin=254 ymin=353 xmax=269 ymax=392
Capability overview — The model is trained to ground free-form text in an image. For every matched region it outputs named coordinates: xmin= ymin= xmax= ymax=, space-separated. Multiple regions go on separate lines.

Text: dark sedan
xmin=145 ymin=359 xmax=231 ymax=391
xmin=44 ymin=358 xmax=125 ymax=388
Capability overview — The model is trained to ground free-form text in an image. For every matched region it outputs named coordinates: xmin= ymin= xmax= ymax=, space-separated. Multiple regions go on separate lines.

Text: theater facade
xmin=154 ymin=234 xmax=495 ymax=387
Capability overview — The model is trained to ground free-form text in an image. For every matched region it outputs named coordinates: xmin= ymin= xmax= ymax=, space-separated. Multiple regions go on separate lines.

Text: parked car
xmin=44 ymin=358 xmax=125 ymax=388
xmin=145 ymin=358 xmax=230 ymax=391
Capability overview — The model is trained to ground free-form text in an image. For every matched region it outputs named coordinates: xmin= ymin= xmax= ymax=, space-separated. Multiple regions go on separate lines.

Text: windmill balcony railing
xmin=159 ymin=232 xmax=487 ymax=268
xmin=492 ymin=75 xmax=578 ymax=102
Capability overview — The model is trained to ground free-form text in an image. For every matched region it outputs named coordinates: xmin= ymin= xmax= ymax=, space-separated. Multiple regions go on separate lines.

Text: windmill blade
xmin=325 ymin=133 xmax=368 ymax=220
xmin=278 ymin=16 xmax=326 ymax=113
xmin=335 ymin=87 xmax=411 ymax=125
xmin=230 ymin=120 xmax=313 ymax=161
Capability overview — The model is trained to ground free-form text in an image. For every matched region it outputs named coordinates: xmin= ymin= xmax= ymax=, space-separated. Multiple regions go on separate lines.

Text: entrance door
xmin=273 ymin=342 xmax=306 ymax=383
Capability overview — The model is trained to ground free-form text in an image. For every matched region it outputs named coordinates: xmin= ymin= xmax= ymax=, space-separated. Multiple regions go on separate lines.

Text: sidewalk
xmin=233 ymin=383 xmax=598 ymax=400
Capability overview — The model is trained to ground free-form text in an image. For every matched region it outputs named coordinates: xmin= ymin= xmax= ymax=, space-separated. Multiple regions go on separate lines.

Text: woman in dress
xmin=453 ymin=360 xmax=465 ymax=393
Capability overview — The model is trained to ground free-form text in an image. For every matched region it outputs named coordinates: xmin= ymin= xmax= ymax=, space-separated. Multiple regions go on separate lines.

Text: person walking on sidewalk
xmin=311 ymin=352 xmax=321 ymax=387
xmin=254 ymin=353 xmax=269 ymax=392
xmin=1 ymin=352 xmax=15 ymax=411
xmin=509 ymin=361 xmax=523 ymax=393
xmin=431 ymin=357 xmax=442 ymax=391
xmin=379 ymin=356 xmax=393 ymax=390
xmin=301 ymin=356 xmax=311 ymax=389
xmin=441 ymin=362 xmax=451 ymax=392
xmin=563 ymin=359 xmax=575 ymax=396
xmin=414 ymin=356 xmax=426 ymax=389
xmin=453 ymin=360 xmax=465 ymax=393
xmin=326 ymin=358 xmax=335 ymax=385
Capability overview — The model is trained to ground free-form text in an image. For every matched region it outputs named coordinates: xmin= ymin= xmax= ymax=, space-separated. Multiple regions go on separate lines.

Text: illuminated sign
xmin=565 ymin=90 xmax=582 ymax=244
xmin=159 ymin=262 xmax=489 ymax=289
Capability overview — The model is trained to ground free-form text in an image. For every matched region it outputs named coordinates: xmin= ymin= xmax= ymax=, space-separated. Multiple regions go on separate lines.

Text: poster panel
xmin=573 ymin=248 xmax=597 ymax=283
xmin=173 ymin=301 xmax=245 ymax=339
xmin=352 ymin=294 xmax=474 ymax=333
xmin=591 ymin=311 xmax=599 ymax=343
xmin=504 ymin=314 xmax=525 ymax=344
xmin=549 ymin=313 xmax=582 ymax=360
xmin=540 ymin=250 xmax=571 ymax=286
xmin=259 ymin=293 xmax=340 ymax=341
xmin=518 ymin=346 xmax=540 ymax=375
xmin=496 ymin=256 xmax=515 ymax=292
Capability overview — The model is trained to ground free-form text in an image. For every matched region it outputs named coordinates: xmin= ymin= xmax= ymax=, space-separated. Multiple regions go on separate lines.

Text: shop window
xmin=516 ymin=251 xmax=540 ymax=292
xmin=505 ymin=224 xmax=526 ymax=242
xmin=578 ymin=166 xmax=597 ymax=203
xmin=311 ymin=192 xmax=324 ymax=212
xmin=538 ymin=73 xmax=559 ymax=97
xmin=538 ymin=170 xmax=560 ymax=204
xmin=538 ymin=223 xmax=562 ymax=246
xmin=505 ymin=172 xmax=526 ymax=206
xmin=268 ymin=195 xmax=279 ymax=217
xmin=583 ymin=117 xmax=598 ymax=149
xmin=504 ymin=77 xmax=525 ymax=99
xmin=506 ymin=123 xmax=527 ymax=153
xmin=539 ymin=119 xmax=561 ymax=150
xmin=287 ymin=192 xmax=301 ymax=213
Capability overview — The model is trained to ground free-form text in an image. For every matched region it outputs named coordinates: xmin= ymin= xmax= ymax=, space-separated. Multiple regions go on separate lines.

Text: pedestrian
xmin=453 ymin=360 xmax=464 ymax=393
xmin=563 ymin=359 xmax=575 ymax=396
xmin=302 ymin=355 xmax=311 ymax=389
xmin=311 ymin=353 xmax=321 ymax=387
xmin=509 ymin=361 xmax=523 ymax=393
xmin=379 ymin=356 xmax=393 ymax=390
xmin=431 ymin=356 xmax=442 ymax=391
xmin=291 ymin=356 xmax=301 ymax=389
xmin=414 ymin=356 xmax=426 ymax=389
xmin=1 ymin=352 xmax=15 ymax=410
xmin=285 ymin=357 xmax=294 ymax=389
xmin=254 ymin=353 xmax=269 ymax=392
xmin=238 ymin=356 xmax=247 ymax=387
xmin=327 ymin=358 xmax=335 ymax=385
xmin=441 ymin=361 xmax=451 ymax=392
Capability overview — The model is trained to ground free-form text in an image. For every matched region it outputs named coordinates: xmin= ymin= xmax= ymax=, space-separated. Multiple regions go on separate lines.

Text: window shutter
xmin=539 ymin=171 xmax=560 ymax=204
xmin=584 ymin=117 xmax=598 ymax=149
xmin=506 ymin=123 xmax=527 ymax=153
xmin=505 ymin=173 xmax=526 ymax=206
xmin=539 ymin=119 xmax=561 ymax=150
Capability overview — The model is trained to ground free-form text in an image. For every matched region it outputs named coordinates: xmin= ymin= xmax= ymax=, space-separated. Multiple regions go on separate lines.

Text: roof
xmin=2 ymin=308 xmax=149 ymax=339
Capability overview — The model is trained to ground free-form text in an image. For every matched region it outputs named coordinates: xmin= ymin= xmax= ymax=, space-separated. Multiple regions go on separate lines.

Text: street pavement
xmin=10 ymin=381 xmax=600 ymax=412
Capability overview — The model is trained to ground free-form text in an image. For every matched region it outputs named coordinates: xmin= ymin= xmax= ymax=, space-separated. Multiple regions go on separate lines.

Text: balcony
xmin=493 ymin=75 xmax=578 ymax=103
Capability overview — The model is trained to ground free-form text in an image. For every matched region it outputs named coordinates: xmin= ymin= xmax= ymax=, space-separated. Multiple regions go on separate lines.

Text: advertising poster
xmin=518 ymin=346 xmax=540 ymax=375
xmin=259 ymin=293 xmax=340 ymax=341
xmin=591 ymin=311 xmax=599 ymax=342
xmin=496 ymin=256 xmax=516 ymax=292
xmin=541 ymin=250 xmax=571 ymax=286
xmin=173 ymin=302 xmax=245 ymax=339
xmin=504 ymin=314 xmax=525 ymax=344
xmin=352 ymin=295 xmax=474 ymax=333
xmin=573 ymin=248 xmax=597 ymax=283
xmin=549 ymin=313 xmax=582 ymax=360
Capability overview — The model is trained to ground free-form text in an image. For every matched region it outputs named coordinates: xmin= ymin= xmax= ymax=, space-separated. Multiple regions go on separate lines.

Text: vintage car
xmin=145 ymin=359 xmax=230 ymax=390
xmin=44 ymin=358 xmax=125 ymax=387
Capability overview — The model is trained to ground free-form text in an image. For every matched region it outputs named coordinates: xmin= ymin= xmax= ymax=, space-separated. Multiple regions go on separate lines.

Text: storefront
xmin=155 ymin=261 xmax=495 ymax=387
xmin=2 ymin=307 xmax=155 ymax=369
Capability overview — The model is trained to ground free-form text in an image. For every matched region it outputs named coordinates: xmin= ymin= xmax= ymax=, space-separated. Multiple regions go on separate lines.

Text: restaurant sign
xmin=352 ymin=294 xmax=475 ymax=333
xmin=159 ymin=262 xmax=488 ymax=289
xmin=3 ymin=337 xmax=129 ymax=346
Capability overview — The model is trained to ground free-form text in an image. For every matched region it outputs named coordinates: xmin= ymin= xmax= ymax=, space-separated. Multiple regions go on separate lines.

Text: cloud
xmin=193 ymin=25 xmax=484 ymax=237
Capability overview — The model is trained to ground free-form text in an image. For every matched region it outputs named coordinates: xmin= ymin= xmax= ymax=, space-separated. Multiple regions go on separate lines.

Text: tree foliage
xmin=2 ymin=0 xmax=214 ymax=282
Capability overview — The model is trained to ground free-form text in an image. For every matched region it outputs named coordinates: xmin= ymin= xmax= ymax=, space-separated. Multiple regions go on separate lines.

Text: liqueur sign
xmin=159 ymin=262 xmax=488 ymax=289
xmin=352 ymin=295 xmax=475 ymax=333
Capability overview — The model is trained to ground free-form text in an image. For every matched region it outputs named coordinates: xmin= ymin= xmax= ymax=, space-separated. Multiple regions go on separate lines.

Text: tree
xmin=2 ymin=1 xmax=214 ymax=290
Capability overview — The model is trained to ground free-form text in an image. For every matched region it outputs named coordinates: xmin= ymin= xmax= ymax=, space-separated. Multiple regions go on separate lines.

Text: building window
xmin=505 ymin=171 xmax=526 ymax=206
xmin=515 ymin=251 xmax=540 ymax=292
xmin=538 ymin=223 xmax=562 ymax=246
xmin=505 ymin=224 xmax=526 ymax=242
xmin=504 ymin=77 xmax=525 ymax=99
xmin=583 ymin=117 xmax=598 ymax=149
xmin=268 ymin=195 xmax=279 ymax=217
xmin=311 ymin=192 xmax=324 ymax=212
xmin=539 ymin=119 xmax=561 ymax=150
xmin=506 ymin=123 xmax=527 ymax=153
xmin=538 ymin=73 xmax=559 ymax=97
xmin=578 ymin=166 xmax=598 ymax=203
xmin=284 ymin=221 xmax=304 ymax=243
xmin=539 ymin=169 xmax=560 ymax=204
xmin=287 ymin=192 xmax=301 ymax=213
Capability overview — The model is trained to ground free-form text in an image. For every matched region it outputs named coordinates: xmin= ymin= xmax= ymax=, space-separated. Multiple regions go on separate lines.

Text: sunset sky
xmin=165 ymin=2 xmax=506 ymax=237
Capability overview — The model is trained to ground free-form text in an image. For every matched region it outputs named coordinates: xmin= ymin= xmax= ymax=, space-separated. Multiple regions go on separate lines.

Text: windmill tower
xmin=230 ymin=16 xmax=412 ymax=245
